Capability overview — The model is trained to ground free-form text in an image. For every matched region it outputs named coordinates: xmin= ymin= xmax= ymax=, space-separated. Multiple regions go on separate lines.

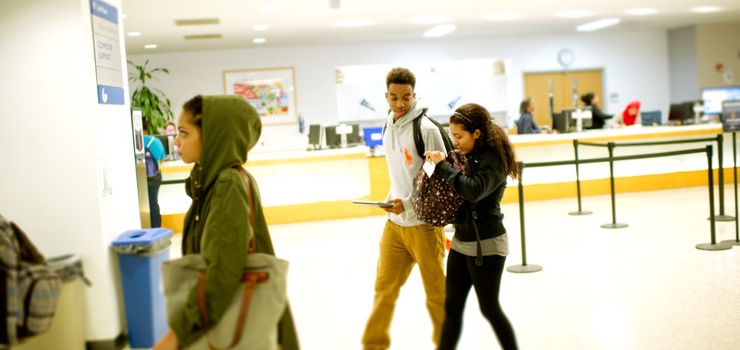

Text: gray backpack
xmin=0 ymin=214 xmax=61 ymax=345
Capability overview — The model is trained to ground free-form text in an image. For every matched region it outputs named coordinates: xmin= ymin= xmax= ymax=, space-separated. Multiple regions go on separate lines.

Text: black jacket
xmin=588 ymin=104 xmax=612 ymax=129
xmin=435 ymin=147 xmax=507 ymax=242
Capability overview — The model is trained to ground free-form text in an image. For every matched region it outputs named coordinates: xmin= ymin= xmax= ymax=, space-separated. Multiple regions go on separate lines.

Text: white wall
xmin=0 ymin=0 xmax=139 ymax=342
xmin=129 ymin=29 xmax=671 ymax=153
xmin=696 ymin=22 xmax=740 ymax=89
xmin=668 ymin=26 xmax=699 ymax=103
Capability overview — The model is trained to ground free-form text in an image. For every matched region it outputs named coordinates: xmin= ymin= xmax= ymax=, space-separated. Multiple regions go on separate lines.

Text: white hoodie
xmin=383 ymin=98 xmax=448 ymax=227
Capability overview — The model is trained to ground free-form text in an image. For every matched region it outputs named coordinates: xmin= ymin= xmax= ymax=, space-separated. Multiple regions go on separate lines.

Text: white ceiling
xmin=122 ymin=0 xmax=740 ymax=55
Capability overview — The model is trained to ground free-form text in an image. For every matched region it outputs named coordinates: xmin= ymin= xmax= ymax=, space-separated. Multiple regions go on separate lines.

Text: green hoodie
xmin=171 ymin=95 xmax=299 ymax=349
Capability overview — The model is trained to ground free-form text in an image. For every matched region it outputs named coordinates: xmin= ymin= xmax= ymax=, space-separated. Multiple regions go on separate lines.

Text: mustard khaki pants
xmin=362 ymin=220 xmax=446 ymax=350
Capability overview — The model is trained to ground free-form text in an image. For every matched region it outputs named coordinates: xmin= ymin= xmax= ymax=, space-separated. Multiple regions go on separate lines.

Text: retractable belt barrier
xmin=509 ymin=136 xmax=737 ymax=274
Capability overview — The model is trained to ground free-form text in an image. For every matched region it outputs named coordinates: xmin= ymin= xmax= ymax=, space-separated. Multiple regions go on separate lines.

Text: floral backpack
xmin=410 ymin=149 xmax=467 ymax=226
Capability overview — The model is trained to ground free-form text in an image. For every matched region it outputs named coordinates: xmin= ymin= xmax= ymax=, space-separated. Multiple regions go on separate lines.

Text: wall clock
xmin=558 ymin=49 xmax=574 ymax=69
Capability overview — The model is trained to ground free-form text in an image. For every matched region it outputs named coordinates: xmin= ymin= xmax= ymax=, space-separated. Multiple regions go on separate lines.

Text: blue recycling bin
xmin=112 ymin=228 xmax=172 ymax=348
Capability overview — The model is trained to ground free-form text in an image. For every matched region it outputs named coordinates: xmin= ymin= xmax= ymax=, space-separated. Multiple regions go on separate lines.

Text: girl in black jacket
xmin=425 ymin=103 xmax=520 ymax=350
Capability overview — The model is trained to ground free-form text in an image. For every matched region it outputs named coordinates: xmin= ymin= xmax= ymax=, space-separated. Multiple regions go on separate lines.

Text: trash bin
xmin=14 ymin=253 xmax=90 ymax=350
xmin=112 ymin=228 xmax=172 ymax=349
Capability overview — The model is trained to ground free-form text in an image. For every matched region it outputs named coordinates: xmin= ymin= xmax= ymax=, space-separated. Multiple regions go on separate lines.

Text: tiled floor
xmin=135 ymin=186 xmax=740 ymax=349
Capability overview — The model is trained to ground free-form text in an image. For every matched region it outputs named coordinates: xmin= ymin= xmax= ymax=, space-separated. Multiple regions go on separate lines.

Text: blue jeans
xmin=146 ymin=172 xmax=162 ymax=228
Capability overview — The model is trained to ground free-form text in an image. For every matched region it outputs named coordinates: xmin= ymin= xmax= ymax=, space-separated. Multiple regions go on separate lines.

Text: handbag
xmin=410 ymin=149 xmax=466 ymax=226
xmin=161 ymin=167 xmax=289 ymax=349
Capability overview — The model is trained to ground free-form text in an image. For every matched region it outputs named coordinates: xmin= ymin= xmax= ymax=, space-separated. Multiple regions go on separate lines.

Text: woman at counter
xmin=516 ymin=97 xmax=548 ymax=134
xmin=611 ymin=100 xmax=642 ymax=128
xmin=581 ymin=92 xmax=612 ymax=129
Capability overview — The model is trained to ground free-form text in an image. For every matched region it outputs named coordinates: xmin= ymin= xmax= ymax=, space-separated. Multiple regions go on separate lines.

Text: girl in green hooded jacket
xmin=154 ymin=95 xmax=299 ymax=350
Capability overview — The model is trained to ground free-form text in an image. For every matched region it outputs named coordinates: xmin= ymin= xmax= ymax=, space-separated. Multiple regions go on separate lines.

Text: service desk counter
xmin=158 ymin=147 xmax=390 ymax=230
xmin=158 ymin=124 xmax=733 ymax=230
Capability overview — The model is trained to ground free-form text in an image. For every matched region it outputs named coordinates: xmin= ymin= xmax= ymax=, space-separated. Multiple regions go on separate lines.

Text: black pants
xmin=147 ymin=172 xmax=162 ymax=228
xmin=438 ymin=250 xmax=518 ymax=350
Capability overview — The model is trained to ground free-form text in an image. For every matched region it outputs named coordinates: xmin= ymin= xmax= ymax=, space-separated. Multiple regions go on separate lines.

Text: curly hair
xmin=449 ymin=103 xmax=520 ymax=180
xmin=181 ymin=95 xmax=204 ymax=130
xmin=386 ymin=67 xmax=416 ymax=89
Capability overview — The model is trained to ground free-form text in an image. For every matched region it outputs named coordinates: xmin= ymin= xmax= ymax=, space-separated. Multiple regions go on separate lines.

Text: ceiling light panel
xmin=576 ymin=18 xmax=620 ymax=32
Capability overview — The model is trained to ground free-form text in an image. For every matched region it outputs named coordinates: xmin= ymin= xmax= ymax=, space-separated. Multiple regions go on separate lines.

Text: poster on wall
xmin=335 ymin=59 xmax=511 ymax=123
xmin=90 ymin=0 xmax=125 ymax=105
xmin=223 ymin=67 xmax=298 ymax=125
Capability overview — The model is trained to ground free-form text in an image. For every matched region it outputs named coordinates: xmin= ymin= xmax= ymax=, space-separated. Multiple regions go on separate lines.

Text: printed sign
xmin=90 ymin=0 xmax=124 ymax=105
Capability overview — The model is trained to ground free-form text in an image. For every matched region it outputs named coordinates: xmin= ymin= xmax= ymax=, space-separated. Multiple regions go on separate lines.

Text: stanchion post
xmin=697 ymin=145 xmax=731 ymax=251
xmin=569 ymin=139 xmax=592 ymax=216
xmin=721 ymin=132 xmax=740 ymax=246
xmin=601 ymin=142 xmax=628 ymax=229
xmin=507 ymin=161 xmax=542 ymax=273
xmin=712 ymin=134 xmax=735 ymax=221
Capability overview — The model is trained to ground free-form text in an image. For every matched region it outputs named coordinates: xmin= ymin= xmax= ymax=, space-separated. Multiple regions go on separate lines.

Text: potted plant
xmin=128 ymin=59 xmax=174 ymax=133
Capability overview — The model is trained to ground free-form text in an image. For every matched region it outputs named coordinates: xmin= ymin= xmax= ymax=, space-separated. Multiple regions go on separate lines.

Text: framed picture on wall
xmin=223 ymin=67 xmax=298 ymax=125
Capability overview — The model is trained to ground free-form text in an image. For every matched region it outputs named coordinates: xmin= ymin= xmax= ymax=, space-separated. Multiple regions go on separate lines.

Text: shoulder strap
xmin=415 ymin=112 xmax=454 ymax=158
xmin=146 ymin=136 xmax=155 ymax=148
xmin=196 ymin=165 xmax=263 ymax=350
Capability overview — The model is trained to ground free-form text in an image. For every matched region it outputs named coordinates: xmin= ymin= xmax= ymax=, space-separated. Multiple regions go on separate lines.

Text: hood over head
xmin=191 ymin=95 xmax=261 ymax=196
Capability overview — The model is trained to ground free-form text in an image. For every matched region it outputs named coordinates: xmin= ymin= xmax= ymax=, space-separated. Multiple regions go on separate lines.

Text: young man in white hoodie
xmin=362 ymin=68 xmax=448 ymax=350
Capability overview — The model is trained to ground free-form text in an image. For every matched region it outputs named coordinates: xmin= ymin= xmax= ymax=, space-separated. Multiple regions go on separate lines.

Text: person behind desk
xmin=611 ymin=100 xmax=642 ymax=128
xmin=516 ymin=97 xmax=547 ymax=134
xmin=581 ymin=92 xmax=612 ymax=129
xmin=143 ymin=120 xmax=165 ymax=227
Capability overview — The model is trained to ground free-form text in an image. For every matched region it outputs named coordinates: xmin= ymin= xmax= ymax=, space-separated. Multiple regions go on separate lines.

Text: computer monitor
xmin=702 ymin=86 xmax=740 ymax=115
xmin=552 ymin=112 xmax=569 ymax=133
xmin=722 ymin=100 xmax=740 ymax=132
xmin=563 ymin=107 xmax=592 ymax=129
xmin=641 ymin=110 xmax=662 ymax=126
xmin=324 ymin=125 xmax=341 ymax=148
xmin=668 ymin=103 xmax=692 ymax=125
xmin=364 ymin=127 xmax=383 ymax=148
xmin=308 ymin=124 xmax=322 ymax=148
xmin=345 ymin=123 xmax=362 ymax=145
xmin=153 ymin=134 xmax=172 ymax=158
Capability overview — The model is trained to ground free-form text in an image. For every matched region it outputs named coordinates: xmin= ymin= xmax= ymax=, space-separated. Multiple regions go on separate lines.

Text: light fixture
xmin=625 ymin=8 xmax=657 ymax=16
xmin=332 ymin=19 xmax=373 ymax=27
xmin=127 ymin=31 xmax=142 ymax=37
xmin=253 ymin=24 xmax=268 ymax=31
xmin=253 ymin=38 xmax=266 ymax=44
xmin=144 ymin=44 xmax=157 ymax=49
xmin=410 ymin=15 xmax=448 ymax=24
xmin=557 ymin=10 xmax=592 ymax=18
xmin=691 ymin=6 xmax=721 ymax=13
xmin=576 ymin=18 xmax=620 ymax=32
xmin=400 ymin=1 xmax=417 ymax=8
xmin=423 ymin=24 xmax=456 ymax=38
xmin=484 ymin=12 xmax=522 ymax=21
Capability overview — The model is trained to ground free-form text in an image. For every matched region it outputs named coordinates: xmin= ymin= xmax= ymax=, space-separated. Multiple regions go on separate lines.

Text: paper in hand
xmin=423 ymin=160 xmax=435 ymax=177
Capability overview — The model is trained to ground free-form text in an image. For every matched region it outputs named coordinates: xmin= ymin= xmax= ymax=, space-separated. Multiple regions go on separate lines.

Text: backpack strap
xmin=146 ymin=136 xmax=155 ymax=148
xmin=382 ymin=110 xmax=454 ymax=159
xmin=415 ymin=112 xmax=454 ymax=158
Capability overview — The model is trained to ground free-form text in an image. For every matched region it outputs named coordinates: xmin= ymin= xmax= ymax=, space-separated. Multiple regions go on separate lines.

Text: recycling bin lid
xmin=112 ymin=228 xmax=173 ymax=246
